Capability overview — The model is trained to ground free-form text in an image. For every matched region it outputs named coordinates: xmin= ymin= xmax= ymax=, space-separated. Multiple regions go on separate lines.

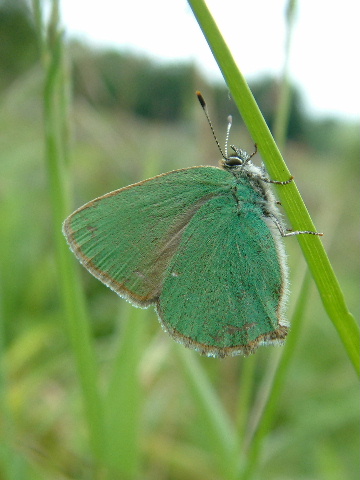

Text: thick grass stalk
xmin=32 ymin=0 xmax=107 ymax=464
xmin=187 ymin=0 xmax=359 ymax=375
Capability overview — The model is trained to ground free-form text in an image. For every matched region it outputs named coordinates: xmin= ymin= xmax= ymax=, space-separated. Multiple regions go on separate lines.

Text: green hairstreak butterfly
xmin=63 ymin=92 xmax=322 ymax=358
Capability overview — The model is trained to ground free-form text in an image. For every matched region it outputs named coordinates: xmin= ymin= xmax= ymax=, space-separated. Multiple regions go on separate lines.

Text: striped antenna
xmin=196 ymin=91 xmax=227 ymax=160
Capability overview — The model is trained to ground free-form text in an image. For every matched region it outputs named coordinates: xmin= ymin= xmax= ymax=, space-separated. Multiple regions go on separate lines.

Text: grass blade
xmin=175 ymin=346 xmax=239 ymax=479
xmin=103 ymin=305 xmax=144 ymax=477
xmin=188 ymin=0 xmax=359 ymax=375
xmin=32 ymin=0 xmax=107 ymax=463
xmin=240 ymin=272 xmax=313 ymax=479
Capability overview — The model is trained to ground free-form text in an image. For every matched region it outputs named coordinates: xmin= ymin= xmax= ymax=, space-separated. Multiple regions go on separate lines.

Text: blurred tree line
xmin=0 ymin=0 xmax=38 ymax=88
xmin=1 ymin=0 xmax=357 ymax=154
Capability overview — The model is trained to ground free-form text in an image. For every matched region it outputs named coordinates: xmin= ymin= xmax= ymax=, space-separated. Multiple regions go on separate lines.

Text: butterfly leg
xmin=248 ymin=143 xmax=258 ymax=160
xmin=270 ymin=214 xmax=323 ymax=237
xmin=261 ymin=175 xmax=294 ymax=185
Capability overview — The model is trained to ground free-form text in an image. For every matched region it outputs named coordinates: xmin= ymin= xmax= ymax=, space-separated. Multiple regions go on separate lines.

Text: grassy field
xmin=1 ymin=2 xmax=359 ymax=478
xmin=0 ymin=60 xmax=359 ymax=480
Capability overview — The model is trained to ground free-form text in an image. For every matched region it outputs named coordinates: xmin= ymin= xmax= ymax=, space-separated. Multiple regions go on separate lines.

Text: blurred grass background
xmin=0 ymin=1 xmax=359 ymax=479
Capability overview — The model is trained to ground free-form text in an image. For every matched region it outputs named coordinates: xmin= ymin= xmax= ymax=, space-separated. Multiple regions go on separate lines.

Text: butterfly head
xmin=218 ymin=113 xmax=258 ymax=172
xmin=221 ymin=143 xmax=258 ymax=173
xmin=223 ymin=146 xmax=252 ymax=167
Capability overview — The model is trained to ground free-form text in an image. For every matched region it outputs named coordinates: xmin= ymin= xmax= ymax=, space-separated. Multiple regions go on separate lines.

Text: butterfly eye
xmin=224 ymin=156 xmax=242 ymax=167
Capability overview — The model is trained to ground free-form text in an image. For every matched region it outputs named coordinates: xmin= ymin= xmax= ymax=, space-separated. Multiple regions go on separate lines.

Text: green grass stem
xmin=240 ymin=272 xmax=313 ymax=479
xmin=273 ymin=0 xmax=297 ymax=147
xmin=103 ymin=305 xmax=144 ymax=477
xmin=236 ymin=355 xmax=256 ymax=440
xmin=234 ymin=5 xmax=314 ymax=477
xmin=187 ymin=0 xmax=359 ymax=375
xmin=32 ymin=0 xmax=107 ymax=466
xmin=175 ymin=346 xmax=239 ymax=479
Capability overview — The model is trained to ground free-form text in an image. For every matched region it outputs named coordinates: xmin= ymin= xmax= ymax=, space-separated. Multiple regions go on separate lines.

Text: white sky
xmin=60 ymin=0 xmax=359 ymax=121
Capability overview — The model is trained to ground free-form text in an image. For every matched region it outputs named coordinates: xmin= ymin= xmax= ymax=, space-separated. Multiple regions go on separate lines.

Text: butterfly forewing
xmin=63 ymin=166 xmax=232 ymax=305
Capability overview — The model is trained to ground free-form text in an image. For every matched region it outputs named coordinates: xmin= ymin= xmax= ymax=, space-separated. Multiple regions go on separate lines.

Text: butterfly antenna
xmin=196 ymin=91 xmax=227 ymax=160
xmin=225 ymin=115 xmax=232 ymax=159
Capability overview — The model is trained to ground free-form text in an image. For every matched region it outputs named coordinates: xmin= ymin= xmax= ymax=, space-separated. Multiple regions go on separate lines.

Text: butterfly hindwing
xmin=157 ymin=191 xmax=287 ymax=357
